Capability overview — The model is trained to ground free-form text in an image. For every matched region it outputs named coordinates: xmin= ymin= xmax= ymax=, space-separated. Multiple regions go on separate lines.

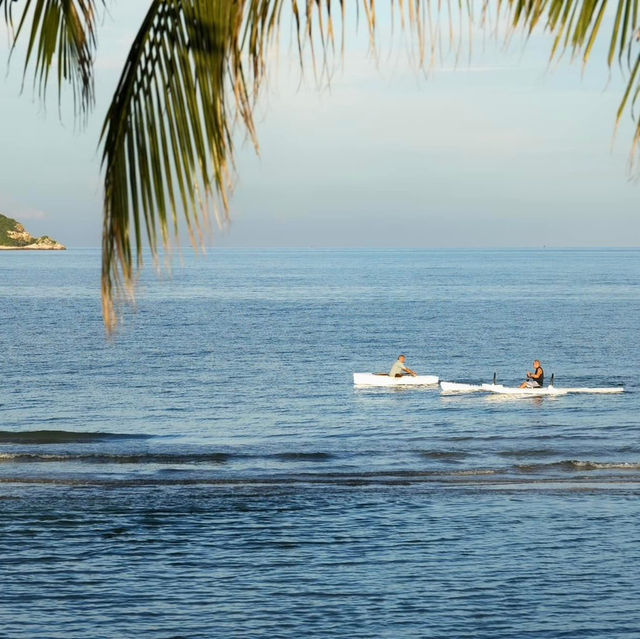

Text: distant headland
xmin=0 ymin=212 xmax=66 ymax=250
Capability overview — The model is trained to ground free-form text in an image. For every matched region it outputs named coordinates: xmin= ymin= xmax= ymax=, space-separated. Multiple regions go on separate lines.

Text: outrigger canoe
xmin=440 ymin=379 xmax=624 ymax=396
xmin=481 ymin=383 xmax=624 ymax=396
xmin=354 ymin=373 xmax=439 ymax=387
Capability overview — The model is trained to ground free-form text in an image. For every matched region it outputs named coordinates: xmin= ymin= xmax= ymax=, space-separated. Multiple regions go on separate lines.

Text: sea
xmin=1 ymin=247 xmax=639 ymax=639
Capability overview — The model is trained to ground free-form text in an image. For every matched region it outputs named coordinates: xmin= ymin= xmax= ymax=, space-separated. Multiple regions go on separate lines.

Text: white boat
xmin=440 ymin=381 xmax=484 ymax=393
xmin=440 ymin=374 xmax=624 ymax=396
xmin=353 ymin=372 xmax=439 ymax=387
xmin=481 ymin=383 xmax=624 ymax=396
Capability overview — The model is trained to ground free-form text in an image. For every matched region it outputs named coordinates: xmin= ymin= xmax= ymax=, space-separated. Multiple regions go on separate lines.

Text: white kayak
xmin=481 ymin=383 xmax=624 ymax=396
xmin=440 ymin=379 xmax=624 ymax=396
xmin=353 ymin=372 xmax=439 ymax=387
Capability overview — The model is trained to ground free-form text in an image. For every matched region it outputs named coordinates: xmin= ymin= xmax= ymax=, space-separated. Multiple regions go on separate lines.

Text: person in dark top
xmin=520 ymin=360 xmax=544 ymax=388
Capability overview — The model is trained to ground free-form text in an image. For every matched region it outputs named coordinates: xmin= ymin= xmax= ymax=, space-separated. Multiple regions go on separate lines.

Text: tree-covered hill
xmin=0 ymin=213 xmax=65 ymax=249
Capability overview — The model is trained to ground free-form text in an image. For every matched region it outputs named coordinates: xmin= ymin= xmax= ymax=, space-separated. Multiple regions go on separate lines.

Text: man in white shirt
xmin=389 ymin=355 xmax=417 ymax=378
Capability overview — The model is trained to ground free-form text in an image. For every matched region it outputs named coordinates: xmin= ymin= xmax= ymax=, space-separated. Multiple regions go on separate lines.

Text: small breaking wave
xmin=515 ymin=460 xmax=640 ymax=473
xmin=0 ymin=430 xmax=153 ymax=445
xmin=0 ymin=452 xmax=230 ymax=464
xmin=0 ymin=468 xmax=501 ymax=487
xmin=0 ymin=450 xmax=333 ymax=465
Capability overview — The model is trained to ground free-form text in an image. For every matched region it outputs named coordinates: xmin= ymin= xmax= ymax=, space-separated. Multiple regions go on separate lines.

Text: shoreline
xmin=0 ymin=245 xmax=66 ymax=251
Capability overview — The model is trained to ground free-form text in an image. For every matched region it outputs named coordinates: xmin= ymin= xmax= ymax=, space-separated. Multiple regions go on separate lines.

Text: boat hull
xmin=480 ymin=384 xmax=624 ymax=396
xmin=481 ymin=384 xmax=568 ymax=396
xmin=353 ymin=373 xmax=439 ymax=387
xmin=439 ymin=381 xmax=625 ymax=396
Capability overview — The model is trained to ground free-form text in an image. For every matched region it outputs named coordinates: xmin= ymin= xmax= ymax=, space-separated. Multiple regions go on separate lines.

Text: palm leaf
xmin=101 ymin=1 xmax=256 ymax=329
xmin=1 ymin=0 xmax=101 ymax=117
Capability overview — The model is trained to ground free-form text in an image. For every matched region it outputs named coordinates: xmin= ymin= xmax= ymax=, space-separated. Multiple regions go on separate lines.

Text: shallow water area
xmin=1 ymin=248 xmax=639 ymax=637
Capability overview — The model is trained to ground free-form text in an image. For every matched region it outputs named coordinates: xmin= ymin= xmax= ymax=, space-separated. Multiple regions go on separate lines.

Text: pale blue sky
xmin=0 ymin=3 xmax=637 ymax=247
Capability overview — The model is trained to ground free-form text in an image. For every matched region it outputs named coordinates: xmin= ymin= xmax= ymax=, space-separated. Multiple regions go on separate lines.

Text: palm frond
xmin=102 ymin=1 xmax=247 ymax=329
xmin=500 ymin=0 xmax=640 ymax=173
xmin=499 ymin=0 xmax=639 ymax=68
xmin=1 ymin=0 xmax=101 ymax=117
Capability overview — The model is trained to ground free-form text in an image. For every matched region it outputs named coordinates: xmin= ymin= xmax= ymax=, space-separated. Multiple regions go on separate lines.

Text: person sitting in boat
xmin=520 ymin=360 xmax=544 ymax=388
xmin=389 ymin=355 xmax=418 ymax=378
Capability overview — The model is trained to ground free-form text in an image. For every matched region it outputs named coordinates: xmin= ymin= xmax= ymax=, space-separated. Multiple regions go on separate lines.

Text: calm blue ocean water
xmin=1 ymin=248 xmax=639 ymax=638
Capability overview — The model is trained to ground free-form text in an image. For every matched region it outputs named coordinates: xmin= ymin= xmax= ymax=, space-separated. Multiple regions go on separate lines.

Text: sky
xmin=0 ymin=2 xmax=638 ymax=248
